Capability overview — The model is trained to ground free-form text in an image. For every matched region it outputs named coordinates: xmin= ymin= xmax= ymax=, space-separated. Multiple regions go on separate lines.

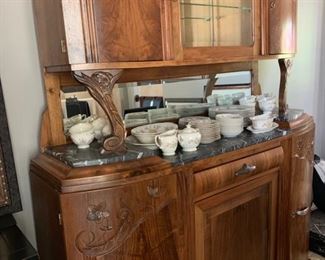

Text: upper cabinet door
xmin=61 ymin=0 xmax=175 ymax=63
xmin=92 ymin=0 xmax=164 ymax=62
xmin=179 ymin=0 xmax=260 ymax=60
xmin=267 ymin=0 xmax=297 ymax=55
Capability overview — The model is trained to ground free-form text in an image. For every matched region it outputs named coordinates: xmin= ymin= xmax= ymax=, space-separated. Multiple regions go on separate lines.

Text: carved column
xmin=278 ymin=58 xmax=292 ymax=120
xmin=74 ymin=70 xmax=126 ymax=153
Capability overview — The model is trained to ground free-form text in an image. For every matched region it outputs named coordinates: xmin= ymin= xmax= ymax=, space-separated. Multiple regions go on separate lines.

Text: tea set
xmin=68 ymin=115 xmax=111 ymax=149
xmin=68 ymin=93 xmax=279 ymax=153
xmin=129 ymin=122 xmax=201 ymax=156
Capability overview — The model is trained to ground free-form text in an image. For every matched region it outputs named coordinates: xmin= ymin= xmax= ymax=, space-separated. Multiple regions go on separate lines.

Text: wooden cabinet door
xmin=289 ymin=124 xmax=315 ymax=260
xmin=267 ymin=0 xmax=297 ymax=54
xmin=89 ymin=0 xmax=172 ymax=62
xmin=195 ymin=170 xmax=278 ymax=260
xmin=60 ymin=174 xmax=183 ymax=260
xmin=180 ymin=0 xmax=261 ymax=61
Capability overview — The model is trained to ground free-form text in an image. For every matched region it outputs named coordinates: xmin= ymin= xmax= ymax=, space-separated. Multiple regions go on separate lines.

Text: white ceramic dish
xmin=125 ymin=135 xmax=158 ymax=150
xmin=155 ymin=129 xmax=178 ymax=156
xmin=216 ymin=114 xmax=244 ymax=125
xmin=250 ymin=114 xmax=274 ymax=130
xmin=69 ymin=123 xmax=95 ymax=149
xmin=247 ymin=123 xmax=279 ymax=134
xmin=131 ymin=122 xmax=178 ymax=144
xmin=220 ymin=126 xmax=243 ymax=138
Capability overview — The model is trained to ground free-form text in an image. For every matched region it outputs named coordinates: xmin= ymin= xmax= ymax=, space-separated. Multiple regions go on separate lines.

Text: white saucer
xmin=247 ymin=123 xmax=279 ymax=134
xmin=125 ymin=135 xmax=158 ymax=150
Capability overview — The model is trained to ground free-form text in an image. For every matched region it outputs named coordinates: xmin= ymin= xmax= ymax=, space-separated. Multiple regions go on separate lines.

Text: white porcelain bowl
xmin=259 ymin=101 xmax=276 ymax=112
xmin=216 ymin=114 xmax=244 ymax=125
xmin=131 ymin=122 xmax=178 ymax=144
xmin=220 ymin=126 xmax=243 ymax=138
xmin=69 ymin=123 xmax=95 ymax=149
xmin=250 ymin=114 xmax=274 ymax=130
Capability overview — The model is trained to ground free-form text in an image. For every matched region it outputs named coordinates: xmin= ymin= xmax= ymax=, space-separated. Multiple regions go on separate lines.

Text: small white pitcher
xmin=155 ymin=129 xmax=178 ymax=156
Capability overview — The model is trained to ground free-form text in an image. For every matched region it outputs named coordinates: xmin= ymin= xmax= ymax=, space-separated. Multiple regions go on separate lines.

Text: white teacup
xmin=155 ymin=129 xmax=178 ymax=156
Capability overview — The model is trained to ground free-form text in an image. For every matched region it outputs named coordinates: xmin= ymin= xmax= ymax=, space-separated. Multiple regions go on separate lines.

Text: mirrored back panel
xmin=60 ymin=71 xmax=252 ymax=131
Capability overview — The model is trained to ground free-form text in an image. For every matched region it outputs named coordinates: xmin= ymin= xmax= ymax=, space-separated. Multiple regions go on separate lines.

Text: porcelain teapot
xmin=177 ymin=124 xmax=201 ymax=152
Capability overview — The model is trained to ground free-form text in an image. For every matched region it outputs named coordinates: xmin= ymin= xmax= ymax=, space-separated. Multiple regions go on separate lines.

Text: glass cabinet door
xmin=181 ymin=0 xmax=253 ymax=48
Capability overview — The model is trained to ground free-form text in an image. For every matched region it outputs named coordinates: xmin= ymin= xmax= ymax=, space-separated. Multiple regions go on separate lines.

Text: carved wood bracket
xmin=74 ymin=70 xmax=126 ymax=153
xmin=278 ymin=58 xmax=293 ymax=120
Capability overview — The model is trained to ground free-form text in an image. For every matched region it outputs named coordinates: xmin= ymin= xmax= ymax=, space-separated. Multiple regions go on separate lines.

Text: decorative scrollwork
xmin=76 ymin=202 xmax=135 ymax=256
xmin=294 ymin=133 xmax=314 ymax=161
xmin=74 ymin=70 xmax=126 ymax=153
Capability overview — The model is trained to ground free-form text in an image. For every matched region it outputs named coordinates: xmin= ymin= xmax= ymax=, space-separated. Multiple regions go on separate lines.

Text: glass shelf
xmin=181 ymin=16 xmax=223 ymax=21
xmin=180 ymin=1 xmax=251 ymax=11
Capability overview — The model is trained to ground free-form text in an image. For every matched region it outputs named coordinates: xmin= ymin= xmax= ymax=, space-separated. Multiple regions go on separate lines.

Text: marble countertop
xmin=45 ymin=129 xmax=288 ymax=168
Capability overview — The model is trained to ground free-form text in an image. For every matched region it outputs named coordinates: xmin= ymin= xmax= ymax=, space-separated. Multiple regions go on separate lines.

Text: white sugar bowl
xmin=177 ymin=124 xmax=201 ymax=152
xmin=69 ymin=123 xmax=95 ymax=149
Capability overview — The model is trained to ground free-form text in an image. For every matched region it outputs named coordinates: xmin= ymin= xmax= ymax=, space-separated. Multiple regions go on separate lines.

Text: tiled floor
xmin=310 ymin=251 xmax=325 ymax=260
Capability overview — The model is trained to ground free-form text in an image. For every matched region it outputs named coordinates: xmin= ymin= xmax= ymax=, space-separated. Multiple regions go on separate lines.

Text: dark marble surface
xmin=45 ymin=129 xmax=288 ymax=168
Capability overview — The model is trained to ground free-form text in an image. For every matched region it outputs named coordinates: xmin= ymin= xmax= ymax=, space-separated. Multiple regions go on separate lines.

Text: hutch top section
xmin=33 ymin=0 xmax=297 ymax=72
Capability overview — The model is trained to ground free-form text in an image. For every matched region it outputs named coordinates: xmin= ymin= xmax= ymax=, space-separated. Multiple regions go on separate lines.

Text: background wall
xmin=0 ymin=0 xmax=45 ymax=246
xmin=0 ymin=0 xmax=324 ymax=248
xmin=259 ymin=0 xmax=325 ymax=157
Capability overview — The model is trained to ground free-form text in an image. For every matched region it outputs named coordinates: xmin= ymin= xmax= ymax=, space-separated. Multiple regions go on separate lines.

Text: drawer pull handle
xmin=293 ymin=207 xmax=310 ymax=217
xmin=235 ymin=164 xmax=256 ymax=176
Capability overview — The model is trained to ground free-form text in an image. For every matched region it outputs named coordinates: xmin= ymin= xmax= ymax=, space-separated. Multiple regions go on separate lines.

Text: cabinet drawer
xmin=194 ymin=147 xmax=283 ymax=199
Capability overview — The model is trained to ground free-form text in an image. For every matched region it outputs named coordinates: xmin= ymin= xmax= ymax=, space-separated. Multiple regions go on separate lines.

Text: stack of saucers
xmin=179 ymin=116 xmax=221 ymax=144
xmin=193 ymin=120 xmax=221 ymax=144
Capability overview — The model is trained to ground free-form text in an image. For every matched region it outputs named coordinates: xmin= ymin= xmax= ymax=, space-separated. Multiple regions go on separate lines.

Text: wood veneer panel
xmin=92 ymin=0 xmax=164 ymax=62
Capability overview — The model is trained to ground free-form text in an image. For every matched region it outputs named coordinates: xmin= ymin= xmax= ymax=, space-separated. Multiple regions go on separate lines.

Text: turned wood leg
xmin=74 ymin=70 xmax=126 ymax=153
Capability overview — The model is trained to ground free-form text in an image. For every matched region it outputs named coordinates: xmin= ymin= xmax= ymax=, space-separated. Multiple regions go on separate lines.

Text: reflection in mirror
xmin=60 ymin=71 xmax=252 ymax=133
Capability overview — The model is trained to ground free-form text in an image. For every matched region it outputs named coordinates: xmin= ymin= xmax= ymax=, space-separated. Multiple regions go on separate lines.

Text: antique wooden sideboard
xmin=30 ymin=116 xmax=314 ymax=260
xmin=30 ymin=0 xmax=315 ymax=259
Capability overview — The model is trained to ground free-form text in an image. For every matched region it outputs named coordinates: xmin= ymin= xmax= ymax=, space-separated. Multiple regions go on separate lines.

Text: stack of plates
xmin=148 ymin=108 xmax=179 ymax=123
xmin=178 ymin=116 xmax=211 ymax=129
xmin=124 ymin=112 xmax=149 ymax=128
xmin=208 ymin=105 xmax=255 ymax=127
xmin=179 ymin=117 xmax=221 ymax=144
xmin=168 ymin=104 xmax=213 ymax=117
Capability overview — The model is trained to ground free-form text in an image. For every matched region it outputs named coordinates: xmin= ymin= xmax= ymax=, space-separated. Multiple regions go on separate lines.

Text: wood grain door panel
xmin=195 ymin=170 xmax=278 ymax=260
xmin=268 ymin=0 xmax=297 ymax=54
xmin=60 ymin=174 xmax=181 ymax=260
xmin=92 ymin=0 xmax=164 ymax=62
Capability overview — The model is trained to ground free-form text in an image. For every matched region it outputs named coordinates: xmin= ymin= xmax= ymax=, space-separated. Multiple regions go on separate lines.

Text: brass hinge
xmin=60 ymin=40 xmax=67 ymax=53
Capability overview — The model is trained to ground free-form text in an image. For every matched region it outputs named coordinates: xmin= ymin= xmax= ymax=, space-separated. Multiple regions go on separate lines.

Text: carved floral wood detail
xmin=74 ymin=71 xmax=126 ymax=153
xmin=294 ymin=131 xmax=315 ymax=162
xmin=75 ymin=180 xmax=173 ymax=258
